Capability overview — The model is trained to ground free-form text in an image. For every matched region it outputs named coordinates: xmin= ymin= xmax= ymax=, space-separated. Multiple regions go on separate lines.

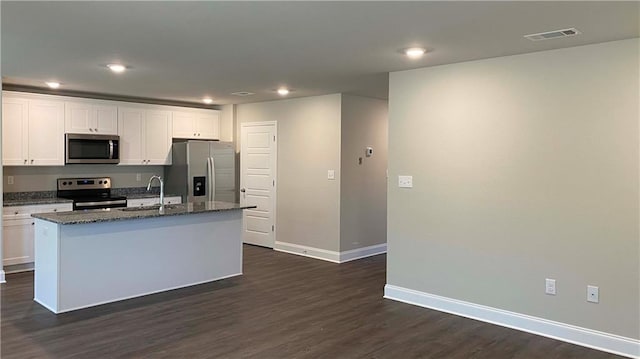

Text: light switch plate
xmin=398 ymin=175 xmax=413 ymax=188
xmin=545 ymin=278 xmax=556 ymax=295
xmin=587 ymin=285 xmax=599 ymax=303
xmin=7 ymin=176 xmax=14 ymax=185
xmin=328 ymin=170 xmax=335 ymax=180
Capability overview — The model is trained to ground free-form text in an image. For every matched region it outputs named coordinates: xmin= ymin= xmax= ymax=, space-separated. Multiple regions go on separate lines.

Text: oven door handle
xmin=75 ymin=199 xmax=127 ymax=208
xmin=109 ymin=140 xmax=114 ymax=159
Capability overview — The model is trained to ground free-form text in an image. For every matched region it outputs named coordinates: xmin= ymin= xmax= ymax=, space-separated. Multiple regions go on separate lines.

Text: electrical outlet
xmin=398 ymin=175 xmax=413 ymax=188
xmin=136 ymin=173 xmax=141 ymax=182
xmin=7 ymin=176 xmax=14 ymax=185
xmin=587 ymin=285 xmax=599 ymax=303
xmin=327 ymin=170 xmax=335 ymax=180
xmin=545 ymin=278 xmax=556 ymax=295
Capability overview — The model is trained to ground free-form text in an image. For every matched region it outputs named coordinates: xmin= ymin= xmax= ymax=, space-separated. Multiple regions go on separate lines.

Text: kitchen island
xmin=32 ymin=201 xmax=254 ymax=314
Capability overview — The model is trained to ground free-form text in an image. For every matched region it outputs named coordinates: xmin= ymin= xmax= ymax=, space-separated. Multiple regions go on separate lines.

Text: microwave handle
xmin=109 ymin=140 xmax=114 ymax=159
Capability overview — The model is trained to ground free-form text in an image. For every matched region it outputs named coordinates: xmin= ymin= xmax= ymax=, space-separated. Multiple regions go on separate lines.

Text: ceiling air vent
xmin=524 ymin=28 xmax=581 ymax=41
xmin=231 ymin=91 xmax=255 ymax=96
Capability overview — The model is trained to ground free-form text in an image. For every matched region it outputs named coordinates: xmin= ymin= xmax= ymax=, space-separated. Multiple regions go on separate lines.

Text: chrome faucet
xmin=146 ymin=175 xmax=164 ymax=213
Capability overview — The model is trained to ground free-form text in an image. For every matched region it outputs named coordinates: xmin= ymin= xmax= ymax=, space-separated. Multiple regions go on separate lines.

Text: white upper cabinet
xmin=65 ymin=101 xmax=118 ymax=135
xmin=118 ymin=107 xmax=145 ymax=165
xmin=172 ymin=109 xmax=220 ymax=140
xmin=145 ymin=109 xmax=172 ymax=165
xmin=118 ymin=107 xmax=172 ymax=165
xmin=2 ymin=91 xmax=219 ymax=167
xmin=2 ymin=97 xmax=29 ymax=166
xmin=2 ymin=93 xmax=65 ymax=166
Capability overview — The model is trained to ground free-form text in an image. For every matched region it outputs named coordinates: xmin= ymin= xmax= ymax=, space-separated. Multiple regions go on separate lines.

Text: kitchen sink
xmin=120 ymin=204 xmax=179 ymax=212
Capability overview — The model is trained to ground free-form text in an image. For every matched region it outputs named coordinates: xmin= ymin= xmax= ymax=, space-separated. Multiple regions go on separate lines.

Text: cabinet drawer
xmin=2 ymin=203 xmax=72 ymax=219
xmin=164 ymin=196 xmax=182 ymax=205
xmin=126 ymin=196 xmax=182 ymax=207
xmin=126 ymin=198 xmax=157 ymax=207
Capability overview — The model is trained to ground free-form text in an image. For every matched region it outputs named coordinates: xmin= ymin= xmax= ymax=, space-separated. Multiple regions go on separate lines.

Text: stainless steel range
xmin=57 ymin=177 xmax=127 ymax=210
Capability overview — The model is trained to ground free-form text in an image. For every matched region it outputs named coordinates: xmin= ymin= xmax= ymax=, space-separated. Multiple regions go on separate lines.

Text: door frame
xmin=240 ymin=121 xmax=278 ymax=247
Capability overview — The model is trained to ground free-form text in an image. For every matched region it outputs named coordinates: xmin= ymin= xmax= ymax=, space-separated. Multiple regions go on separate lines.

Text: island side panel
xmin=56 ymin=210 xmax=242 ymax=313
xmin=34 ymin=219 xmax=61 ymax=313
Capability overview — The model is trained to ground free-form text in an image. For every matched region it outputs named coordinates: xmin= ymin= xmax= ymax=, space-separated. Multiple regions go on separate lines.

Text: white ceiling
xmin=2 ymin=1 xmax=638 ymax=106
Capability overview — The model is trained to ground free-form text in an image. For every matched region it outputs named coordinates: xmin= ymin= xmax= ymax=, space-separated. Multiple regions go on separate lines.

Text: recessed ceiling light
xmin=45 ymin=81 xmax=61 ymax=89
xmin=277 ymin=88 xmax=290 ymax=96
xmin=107 ymin=64 xmax=127 ymax=73
xmin=404 ymin=47 xmax=426 ymax=59
xmin=202 ymin=97 xmax=214 ymax=104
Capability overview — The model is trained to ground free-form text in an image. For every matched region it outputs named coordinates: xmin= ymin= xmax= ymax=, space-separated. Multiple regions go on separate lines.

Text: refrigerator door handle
xmin=206 ymin=157 xmax=211 ymax=201
xmin=207 ymin=157 xmax=216 ymax=202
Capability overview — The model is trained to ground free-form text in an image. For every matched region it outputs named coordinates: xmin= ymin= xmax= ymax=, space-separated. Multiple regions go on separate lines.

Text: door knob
xmin=240 ymin=188 xmax=246 ymax=193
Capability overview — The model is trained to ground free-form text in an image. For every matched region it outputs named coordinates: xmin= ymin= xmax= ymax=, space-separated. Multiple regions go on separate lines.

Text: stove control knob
xmin=62 ymin=181 xmax=67 ymax=185
xmin=98 ymin=181 xmax=103 ymax=184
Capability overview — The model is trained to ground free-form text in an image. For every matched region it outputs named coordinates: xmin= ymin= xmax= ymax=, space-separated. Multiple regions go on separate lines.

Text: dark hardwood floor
xmin=1 ymin=245 xmax=621 ymax=358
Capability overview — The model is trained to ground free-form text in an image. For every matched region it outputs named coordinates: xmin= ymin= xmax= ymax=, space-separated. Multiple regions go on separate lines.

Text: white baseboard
xmin=384 ymin=284 xmax=640 ymax=359
xmin=0 ymin=269 xmax=5 ymax=284
xmin=339 ymin=243 xmax=387 ymax=263
xmin=274 ymin=241 xmax=386 ymax=264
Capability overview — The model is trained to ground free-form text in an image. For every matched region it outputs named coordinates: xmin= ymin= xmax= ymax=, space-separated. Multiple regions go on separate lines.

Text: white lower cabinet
xmin=2 ymin=203 xmax=73 ymax=268
xmin=3 ymin=218 xmax=35 ymax=266
xmin=126 ymin=196 xmax=182 ymax=208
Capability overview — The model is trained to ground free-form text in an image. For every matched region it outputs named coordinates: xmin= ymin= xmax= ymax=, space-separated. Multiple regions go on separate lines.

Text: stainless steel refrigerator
xmin=165 ymin=141 xmax=236 ymax=203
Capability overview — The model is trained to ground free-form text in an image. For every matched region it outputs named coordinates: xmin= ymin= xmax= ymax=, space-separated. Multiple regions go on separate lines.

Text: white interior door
xmin=240 ymin=122 xmax=277 ymax=248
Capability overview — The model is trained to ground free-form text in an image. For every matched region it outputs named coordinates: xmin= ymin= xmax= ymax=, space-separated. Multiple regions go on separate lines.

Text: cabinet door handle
xmin=95 ymin=128 xmax=98 ymax=132
xmin=31 ymin=222 xmax=35 ymax=225
xmin=30 ymin=159 xmax=34 ymax=164
xmin=24 ymin=159 xmax=27 ymax=164
xmin=89 ymin=128 xmax=93 ymax=132
xmin=14 ymin=211 xmax=18 ymax=215
xmin=53 ymin=209 xmax=57 ymax=212
xmin=193 ymin=133 xmax=197 ymax=136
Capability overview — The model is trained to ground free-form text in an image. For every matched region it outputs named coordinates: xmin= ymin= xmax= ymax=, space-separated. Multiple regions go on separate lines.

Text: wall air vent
xmin=231 ymin=91 xmax=255 ymax=96
xmin=524 ymin=28 xmax=581 ymax=41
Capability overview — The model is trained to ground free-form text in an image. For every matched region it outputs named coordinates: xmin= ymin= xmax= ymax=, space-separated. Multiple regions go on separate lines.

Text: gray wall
xmin=237 ymin=94 xmax=342 ymax=251
xmin=219 ymin=104 xmax=235 ymax=142
xmin=3 ymin=165 xmax=164 ymax=192
xmin=387 ymin=39 xmax=639 ymax=339
xmin=340 ymin=94 xmax=388 ymax=251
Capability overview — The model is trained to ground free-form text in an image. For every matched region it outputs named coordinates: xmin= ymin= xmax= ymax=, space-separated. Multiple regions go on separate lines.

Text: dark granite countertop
xmin=124 ymin=193 xmax=182 ymax=200
xmin=3 ymin=198 xmax=74 ymax=207
xmin=32 ymin=201 xmax=255 ymax=225
xmin=2 ymin=188 xmax=179 ymax=206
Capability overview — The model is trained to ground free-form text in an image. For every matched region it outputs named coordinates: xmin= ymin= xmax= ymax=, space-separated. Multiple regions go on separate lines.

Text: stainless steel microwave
xmin=65 ymin=134 xmax=120 ymax=164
